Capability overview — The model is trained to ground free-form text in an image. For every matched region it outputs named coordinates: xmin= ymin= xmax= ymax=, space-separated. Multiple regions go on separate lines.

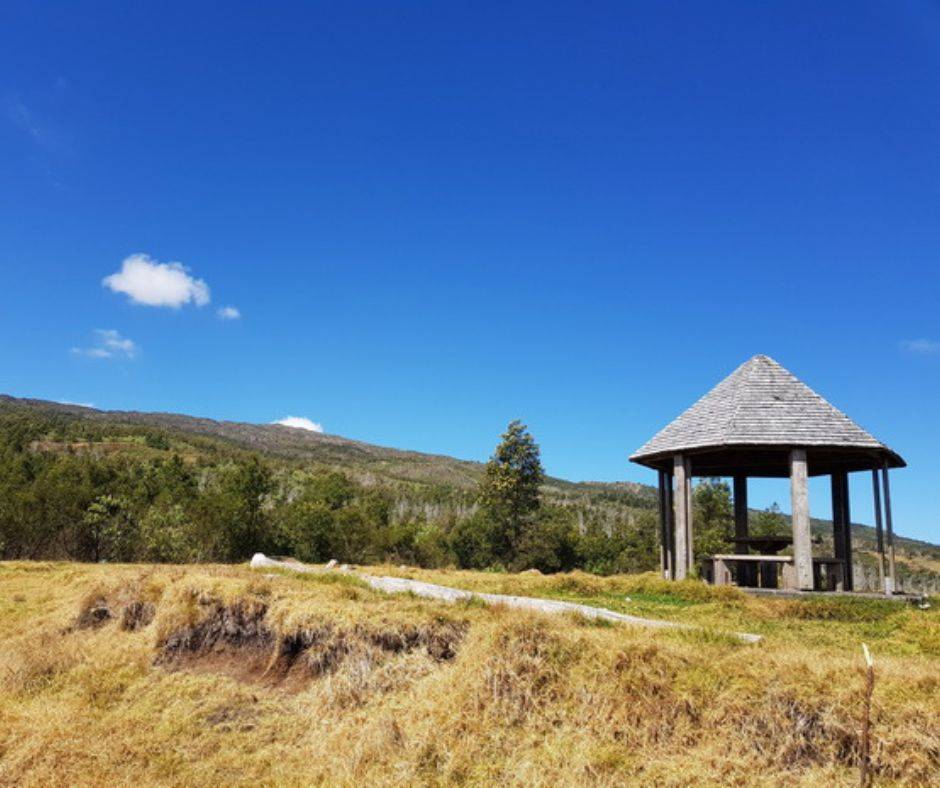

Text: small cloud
xmin=103 ymin=253 xmax=210 ymax=308
xmin=57 ymin=399 xmax=95 ymax=408
xmin=899 ymin=338 xmax=940 ymax=355
xmin=217 ymin=306 xmax=241 ymax=320
xmin=273 ymin=416 xmax=324 ymax=433
xmin=72 ymin=329 xmax=138 ymax=360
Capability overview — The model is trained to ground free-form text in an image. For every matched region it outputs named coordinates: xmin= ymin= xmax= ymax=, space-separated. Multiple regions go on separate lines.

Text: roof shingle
xmin=630 ymin=355 xmax=903 ymax=466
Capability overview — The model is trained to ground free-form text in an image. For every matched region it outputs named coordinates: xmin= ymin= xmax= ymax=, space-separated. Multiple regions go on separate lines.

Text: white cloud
xmin=217 ymin=306 xmax=241 ymax=320
xmin=57 ymin=399 xmax=95 ymax=408
xmin=5 ymin=95 xmax=42 ymax=141
xmin=900 ymin=338 xmax=940 ymax=355
xmin=274 ymin=416 xmax=324 ymax=433
xmin=72 ymin=329 xmax=138 ymax=360
xmin=103 ymin=253 xmax=210 ymax=308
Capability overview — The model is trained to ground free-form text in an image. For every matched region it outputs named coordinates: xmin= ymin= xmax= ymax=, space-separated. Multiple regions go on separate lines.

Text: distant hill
xmin=0 ymin=394 xmax=936 ymax=590
xmin=0 ymin=394 xmax=656 ymax=503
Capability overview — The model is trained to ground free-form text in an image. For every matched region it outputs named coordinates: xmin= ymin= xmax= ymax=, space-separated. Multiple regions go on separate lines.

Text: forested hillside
xmin=0 ymin=397 xmax=658 ymax=574
xmin=1 ymin=395 xmax=937 ymax=590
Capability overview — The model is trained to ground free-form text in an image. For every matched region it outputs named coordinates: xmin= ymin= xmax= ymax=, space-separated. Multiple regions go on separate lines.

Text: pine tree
xmin=478 ymin=420 xmax=544 ymax=563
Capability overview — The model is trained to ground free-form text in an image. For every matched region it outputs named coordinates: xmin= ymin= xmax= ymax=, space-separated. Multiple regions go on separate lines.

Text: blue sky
xmin=1 ymin=2 xmax=938 ymax=541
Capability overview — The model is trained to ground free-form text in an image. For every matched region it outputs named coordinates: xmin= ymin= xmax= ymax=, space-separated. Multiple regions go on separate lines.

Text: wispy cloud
xmin=5 ymin=94 xmax=42 ymax=141
xmin=4 ymin=93 xmax=69 ymax=154
xmin=72 ymin=329 xmax=138 ymax=360
xmin=899 ymin=338 xmax=940 ymax=355
xmin=103 ymin=253 xmax=210 ymax=308
xmin=273 ymin=416 xmax=324 ymax=433
xmin=217 ymin=306 xmax=241 ymax=320
xmin=56 ymin=399 xmax=96 ymax=409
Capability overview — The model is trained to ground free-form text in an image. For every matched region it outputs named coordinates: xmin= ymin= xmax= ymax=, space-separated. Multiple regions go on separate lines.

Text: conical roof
xmin=630 ymin=355 xmax=904 ymax=469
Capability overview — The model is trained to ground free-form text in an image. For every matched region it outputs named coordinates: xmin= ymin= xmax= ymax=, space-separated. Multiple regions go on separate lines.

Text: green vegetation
xmin=0 ymin=396 xmax=937 ymax=592
xmin=751 ymin=501 xmax=789 ymax=536
xmin=0 ymin=404 xmax=657 ymax=574
xmin=450 ymin=420 xmax=640 ymax=573
xmin=690 ymin=478 xmax=734 ymax=557
xmin=478 ymin=419 xmax=546 ymax=565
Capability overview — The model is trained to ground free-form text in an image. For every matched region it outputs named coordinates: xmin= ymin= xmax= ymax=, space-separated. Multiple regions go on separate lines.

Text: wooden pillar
xmin=831 ymin=473 xmax=845 ymax=564
xmin=841 ymin=473 xmax=853 ymax=591
xmin=673 ymin=455 xmax=688 ymax=580
xmin=664 ymin=471 xmax=675 ymax=580
xmin=733 ymin=475 xmax=748 ymax=548
xmin=657 ymin=470 xmax=670 ymax=579
xmin=871 ymin=469 xmax=886 ymax=593
xmin=733 ymin=475 xmax=753 ymax=585
xmin=789 ymin=449 xmax=814 ymax=590
xmin=831 ymin=471 xmax=854 ymax=591
xmin=882 ymin=466 xmax=896 ymax=594
xmin=685 ymin=458 xmax=694 ymax=574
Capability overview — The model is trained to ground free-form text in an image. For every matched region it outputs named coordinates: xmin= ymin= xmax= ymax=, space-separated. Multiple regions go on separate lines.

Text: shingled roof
xmin=630 ymin=355 xmax=904 ymax=471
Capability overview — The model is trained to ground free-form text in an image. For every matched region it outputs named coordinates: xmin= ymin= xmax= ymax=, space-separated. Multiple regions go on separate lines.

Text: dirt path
xmin=249 ymin=553 xmax=762 ymax=644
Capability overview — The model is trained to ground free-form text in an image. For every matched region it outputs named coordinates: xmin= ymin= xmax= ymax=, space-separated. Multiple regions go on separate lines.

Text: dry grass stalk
xmin=860 ymin=643 xmax=875 ymax=788
xmin=0 ymin=561 xmax=936 ymax=786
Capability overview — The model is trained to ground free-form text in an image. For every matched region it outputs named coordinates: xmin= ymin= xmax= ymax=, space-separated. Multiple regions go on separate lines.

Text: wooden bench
xmin=709 ymin=554 xmax=796 ymax=590
xmin=812 ymin=558 xmax=845 ymax=592
xmin=708 ymin=555 xmax=847 ymax=591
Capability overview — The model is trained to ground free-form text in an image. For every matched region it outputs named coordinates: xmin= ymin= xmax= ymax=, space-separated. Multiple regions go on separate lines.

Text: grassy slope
xmin=0 ymin=561 xmax=937 ymax=786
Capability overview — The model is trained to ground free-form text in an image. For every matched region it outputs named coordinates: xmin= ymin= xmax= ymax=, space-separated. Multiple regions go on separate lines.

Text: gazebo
xmin=630 ymin=355 xmax=904 ymax=593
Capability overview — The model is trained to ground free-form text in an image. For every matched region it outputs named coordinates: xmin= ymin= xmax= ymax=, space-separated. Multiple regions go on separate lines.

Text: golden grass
xmin=0 ymin=561 xmax=937 ymax=786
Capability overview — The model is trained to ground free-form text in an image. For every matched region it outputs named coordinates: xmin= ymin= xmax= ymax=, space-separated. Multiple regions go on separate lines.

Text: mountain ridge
xmin=1 ymin=394 xmax=936 ymax=561
xmin=0 ymin=394 xmax=652 ymax=497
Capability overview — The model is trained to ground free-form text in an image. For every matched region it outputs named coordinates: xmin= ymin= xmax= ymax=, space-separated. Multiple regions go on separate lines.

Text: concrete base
xmin=738 ymin=586 xmax=917 ymax=602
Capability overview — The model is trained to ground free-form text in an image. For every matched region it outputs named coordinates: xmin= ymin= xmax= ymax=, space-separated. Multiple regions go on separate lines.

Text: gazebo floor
xmin=737 ymin=586 xmax=919 ymax=602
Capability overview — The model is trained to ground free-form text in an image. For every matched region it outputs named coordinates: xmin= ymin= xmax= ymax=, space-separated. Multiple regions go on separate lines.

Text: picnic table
xmin=734 ymin=534 xmax=792 ymax=554
xmin=726 ymin=534 xmax=793 ymax=587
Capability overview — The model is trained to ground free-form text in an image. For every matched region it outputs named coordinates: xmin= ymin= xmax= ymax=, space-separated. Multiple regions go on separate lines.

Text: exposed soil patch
xmin=157 ymin=599 xmax=467 ymax=691
xmin=121 ymin=600 xmax=156 ymax=631
xmin=74 ymin=587 xmax=158 ymax=632
xmin=76 ymin=596 xmax=113 ymax=629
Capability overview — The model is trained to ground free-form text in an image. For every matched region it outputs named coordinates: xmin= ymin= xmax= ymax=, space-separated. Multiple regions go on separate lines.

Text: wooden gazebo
xmin=630 ymin=355 xmax=905 ymax=593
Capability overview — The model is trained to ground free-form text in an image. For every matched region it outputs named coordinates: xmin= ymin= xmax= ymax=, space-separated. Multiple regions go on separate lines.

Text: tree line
xmin=0 ymin=410 xmax=781 ymax=573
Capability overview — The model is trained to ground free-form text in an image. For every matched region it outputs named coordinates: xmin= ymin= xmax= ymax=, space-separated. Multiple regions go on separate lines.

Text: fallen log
xmin=249 ymin=553 xmax=762 ymax=644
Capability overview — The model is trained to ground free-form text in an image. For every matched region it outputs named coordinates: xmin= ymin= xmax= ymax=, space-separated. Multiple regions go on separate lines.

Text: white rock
xmin=250 ymin=553 xmax=279 ymax=570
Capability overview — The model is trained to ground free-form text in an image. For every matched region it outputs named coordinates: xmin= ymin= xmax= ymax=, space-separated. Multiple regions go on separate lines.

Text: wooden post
xmin=790 ymin=449 xmax=814 ymax=590
xmin=685 ymin=458 xmax=694 ymax=574
xmin=733 ymin=475 xmax=748 ymax=548
xmin=673 ymin=455 xmax=688 ymax=580
xmin=831 ymin=472 xmax=845 ymax=565
xmin=841 ymin=472 xmax=853 ymax=591
xmin=664 ymin=471 xmax=675 ymax=580
xmin=871 ymin=469 xmax=886 ymax=593
xmin=713 ymin=557 xmax=729 ymax=586
xmin=882 ymin=466 xmax=896 ymax=595
xmin=657 ymin=470 xmax=670 ymax=579
xmin=831 ymin=471 xmax=854 ymax=591
xmin=733 ymin=475 xmax=753 ymax=585
xmin=781 ymin=561 xmax=797 ymax=591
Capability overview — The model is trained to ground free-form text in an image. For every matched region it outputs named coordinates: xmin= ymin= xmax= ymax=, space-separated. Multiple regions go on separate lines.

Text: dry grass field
xmin=0 ymin=561 xmax=937 ymax=786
